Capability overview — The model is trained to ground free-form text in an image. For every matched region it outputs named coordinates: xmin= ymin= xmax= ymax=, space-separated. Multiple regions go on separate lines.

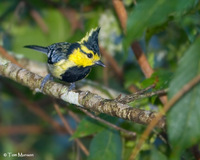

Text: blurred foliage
xmin=88 ymin=129 xmax=122 ymax=160
xmin=167 ymin=37 xmax=200 ymax=159
xmin=0 ymin=0 xmax=200 ymax=160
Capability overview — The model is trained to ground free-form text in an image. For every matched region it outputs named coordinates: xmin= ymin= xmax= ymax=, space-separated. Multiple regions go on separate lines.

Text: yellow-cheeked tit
xmin=24 ymin=27 xmax=105 ymax=90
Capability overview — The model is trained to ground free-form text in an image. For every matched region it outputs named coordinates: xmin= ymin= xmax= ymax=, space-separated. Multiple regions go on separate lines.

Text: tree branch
xmin=78 ymin=107 xmax=136 ymax=138
xmin=1 ymin=44 xmax=123 ymax=99
xmin=117 ymin=89 xmax=167 ymax=104
xmin=0 ymin=56 xmax=166 ymax=128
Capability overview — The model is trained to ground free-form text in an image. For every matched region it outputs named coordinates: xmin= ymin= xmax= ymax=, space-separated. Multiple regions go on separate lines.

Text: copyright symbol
xmin=3 ymin=153 xmax=7 ymax=157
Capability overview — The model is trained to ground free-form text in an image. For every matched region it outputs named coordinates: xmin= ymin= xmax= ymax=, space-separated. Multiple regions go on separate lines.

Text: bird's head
xmin=68 ymin=27 xmax=105 ymax=68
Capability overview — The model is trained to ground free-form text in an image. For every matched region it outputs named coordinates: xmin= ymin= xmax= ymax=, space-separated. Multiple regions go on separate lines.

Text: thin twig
xmin=29 ymin=9 xmax=49 ymax=34
xmin=137 ymin=84 xmax=156 ymax=94
xmin=0 ymin=125 xmax=43 ymax=135
xmin=78 ymin=107 xmax=136 ymax=138
xmin=116 ymin=84 xmax=155 ymax=102
xmin=25 ymin=1 xmax=49 ymax=34
xmin=53 ymin=102 xmax=89 ymax=156
xmin=116 ymin=84 xmax=156 ymax=101
xmin=131 ymin=42 xmax=154 ymax=78
xmin=24 ymin=1 xmax=49 ymax=33
xmin=129 ymin=74 xmax=200 ymax=160
xmin=118 ymin=88 xmax=167 ymax=104
xmin=152 ymin=129 xmax=168 ymax=145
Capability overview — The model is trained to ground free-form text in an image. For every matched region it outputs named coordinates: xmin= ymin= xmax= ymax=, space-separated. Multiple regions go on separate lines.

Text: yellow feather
xmin=49 ymin=59 xmax=76 ymax=79
xmin=68 ymin=45 xmax=100 ymax=67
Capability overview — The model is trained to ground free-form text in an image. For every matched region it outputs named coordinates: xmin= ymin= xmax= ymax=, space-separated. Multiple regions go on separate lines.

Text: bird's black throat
xmin=60 ymin=66 xmax=91 ymax=83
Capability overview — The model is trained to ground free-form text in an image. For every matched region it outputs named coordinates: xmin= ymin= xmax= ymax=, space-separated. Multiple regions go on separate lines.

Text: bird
xmin=24 ymin=27 xmax=105 ymax=91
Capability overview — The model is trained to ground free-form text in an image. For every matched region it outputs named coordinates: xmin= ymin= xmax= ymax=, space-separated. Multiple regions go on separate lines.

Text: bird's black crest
xmin=82 ymin=27 xmax=100 ymax=56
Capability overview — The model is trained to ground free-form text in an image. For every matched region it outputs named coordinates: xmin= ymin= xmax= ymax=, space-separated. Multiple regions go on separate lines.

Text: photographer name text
xmin=3 ymin=152 xmax=34 ymax=158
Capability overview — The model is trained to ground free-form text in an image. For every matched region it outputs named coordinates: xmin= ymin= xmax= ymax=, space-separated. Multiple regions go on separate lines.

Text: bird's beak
xmin=95 ymin=60 xmax=106 ymax=67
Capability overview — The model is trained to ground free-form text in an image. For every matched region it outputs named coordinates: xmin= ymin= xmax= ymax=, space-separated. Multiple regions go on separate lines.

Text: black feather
xmin=24 ymin=45 xmax=48 ymax=54
xmin=83 ymin=27 xmax=100 ymax=56
xmin=47 ymin=42 xmax=80 ymax=64
xmin=61 ymin=66 xmax=91 ymax=83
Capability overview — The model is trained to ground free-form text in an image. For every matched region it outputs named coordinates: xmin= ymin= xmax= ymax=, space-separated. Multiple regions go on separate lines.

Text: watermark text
xmin=3 ymin=152 xmax=34 ymax=158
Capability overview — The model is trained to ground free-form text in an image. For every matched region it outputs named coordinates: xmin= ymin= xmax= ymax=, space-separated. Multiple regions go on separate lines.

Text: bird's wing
xmin=47 ymin=42 xmax=71 ymax=64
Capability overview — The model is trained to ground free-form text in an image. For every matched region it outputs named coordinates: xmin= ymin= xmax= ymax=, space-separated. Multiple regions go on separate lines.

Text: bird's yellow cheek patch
xmin=93 ymin=54 xmax=100 ymax=62
xmin=69 ymin=48 xmax=100 ymax=67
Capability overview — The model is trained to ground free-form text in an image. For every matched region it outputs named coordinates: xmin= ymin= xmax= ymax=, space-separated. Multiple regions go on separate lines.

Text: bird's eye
xmin=87 ymin=53 xmax=93 ymax=58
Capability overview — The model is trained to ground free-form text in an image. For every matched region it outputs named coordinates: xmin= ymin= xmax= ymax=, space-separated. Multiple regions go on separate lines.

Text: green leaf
xmin=151 ymin=146 xmax=168 ymax=160
xmin=88 ymin=129 xmax=122 ymax=160
xmin=167 ymin=37 xmax=200 ymax=158
xmin=71 ymin=117 xmax=106 ymax=139
xmin=141 ymin=69 xmax=172 ymax=90
xmin=125 ymin=0 xmax=196 ymax=46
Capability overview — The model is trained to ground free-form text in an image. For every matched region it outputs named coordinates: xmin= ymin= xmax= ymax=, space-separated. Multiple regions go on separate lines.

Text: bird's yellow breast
xmin=48 ymin=59 xmax=76 ymax=79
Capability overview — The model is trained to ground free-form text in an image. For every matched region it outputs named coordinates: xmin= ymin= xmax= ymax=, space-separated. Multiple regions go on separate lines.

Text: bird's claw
xmin=40 ymin=74 xmax=53 ymax=91
xmin=68 ymin=83 xmax=76 ymax=91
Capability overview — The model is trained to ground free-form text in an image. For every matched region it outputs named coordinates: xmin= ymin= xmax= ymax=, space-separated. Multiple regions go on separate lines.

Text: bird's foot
xmin=40 ymin=74 xmax=53 ymax=91
xmin=68 ymin=83 xmax=76 ymax=91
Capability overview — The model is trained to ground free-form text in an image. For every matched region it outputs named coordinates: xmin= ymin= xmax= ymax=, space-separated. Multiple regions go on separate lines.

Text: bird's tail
xmin=24 ymin=45 xmax=48 ymax=54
